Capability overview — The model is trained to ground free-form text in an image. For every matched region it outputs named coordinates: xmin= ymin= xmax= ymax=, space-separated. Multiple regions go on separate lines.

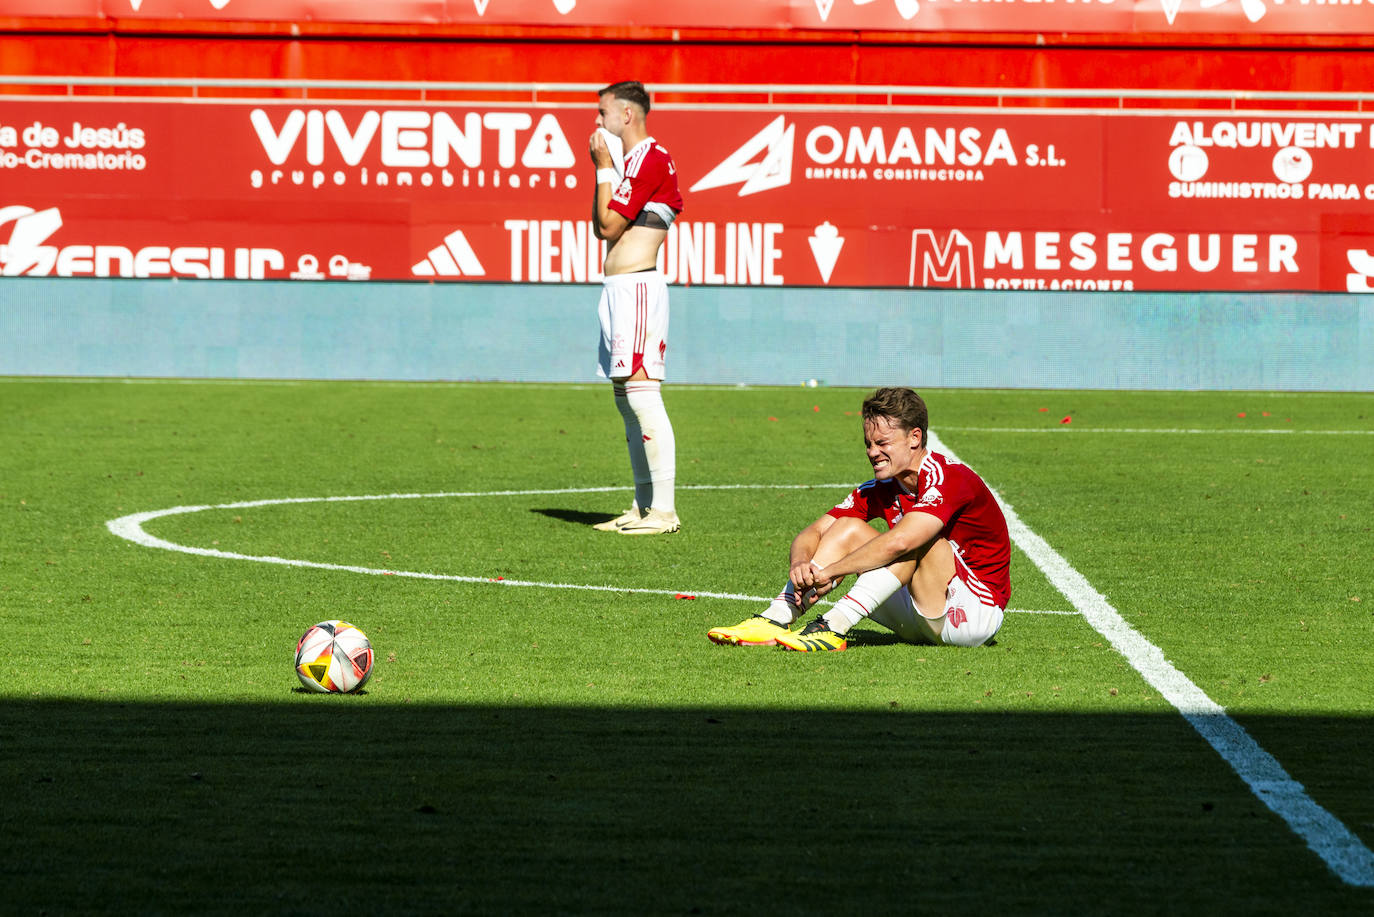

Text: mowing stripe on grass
xmin=104 ymin=486 xmax=1069 ymax=617
xmin=940 ymin=426 xmax=1374 ymax=436
xmin=930 ymin=430 xmax=1374 ymax=888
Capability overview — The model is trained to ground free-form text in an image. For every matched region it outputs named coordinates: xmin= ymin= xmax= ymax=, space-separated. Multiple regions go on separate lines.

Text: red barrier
xmin=6 ymin=0 xmax=1374 ymax=37
xmin=4 ymin=98 xmax=1373 ymax=291
xmin=12 ymin=40 xmax=1374 ymax=101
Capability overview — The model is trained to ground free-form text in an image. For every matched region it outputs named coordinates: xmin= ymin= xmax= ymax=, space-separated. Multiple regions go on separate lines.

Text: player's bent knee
xmin=817 ymin=516 xmax=880 ymax=553
xmin=825 ymin=515 xmax=878 ymax=539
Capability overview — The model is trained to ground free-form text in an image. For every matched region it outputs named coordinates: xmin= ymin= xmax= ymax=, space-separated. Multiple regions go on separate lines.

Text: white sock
xmin=822 ymin=568 xmax=905 ymax=635
xmin=760 ymin=582 xmax=803 ymax=625
xmin=612 ymin=383 xmax=652 ymax=511
xmin=625 ymin=380 xmax=676 ymax=514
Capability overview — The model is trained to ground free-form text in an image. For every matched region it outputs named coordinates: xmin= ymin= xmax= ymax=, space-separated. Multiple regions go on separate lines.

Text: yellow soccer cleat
xmin=707 ymin=614 xmax=790 ymax=647
xmin=775 ymin=619 xmax=847 ymax=652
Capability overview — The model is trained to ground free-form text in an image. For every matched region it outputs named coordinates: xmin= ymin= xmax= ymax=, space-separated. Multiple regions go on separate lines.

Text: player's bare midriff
xmin=603 ymin=225 xmax=668 ymax=275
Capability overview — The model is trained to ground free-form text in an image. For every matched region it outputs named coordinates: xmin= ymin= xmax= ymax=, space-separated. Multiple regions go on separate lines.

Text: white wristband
xmin=596 ymin=168 xmax=620 ymax=186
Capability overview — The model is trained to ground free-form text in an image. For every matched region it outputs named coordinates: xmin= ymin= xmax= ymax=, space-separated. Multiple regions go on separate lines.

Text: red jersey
xmin=610 ymin=137 xmax=684 ymax=223
xmin=827 ymin=451 xmax=1011 ymax=609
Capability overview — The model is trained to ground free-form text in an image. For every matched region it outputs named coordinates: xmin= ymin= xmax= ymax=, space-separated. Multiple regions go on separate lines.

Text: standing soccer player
xmin=708 ymin=387 xmax=1011 ymax=650
xmin=588 ymin=80 xmax=685 ymax=536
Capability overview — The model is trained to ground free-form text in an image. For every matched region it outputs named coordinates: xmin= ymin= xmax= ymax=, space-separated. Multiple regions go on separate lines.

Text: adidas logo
xmin=412 ymin=229 xmax=485 ymax=278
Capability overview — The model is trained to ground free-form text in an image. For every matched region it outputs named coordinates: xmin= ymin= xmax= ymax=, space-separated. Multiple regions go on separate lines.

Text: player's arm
xmin=591 ymin=183 xmax=631 ymax=242
xmin=787 ymin=514 xmax=837 ymax=588
xmin=588 ymin=130 xmax=631 ymax=242
xmin=813 ymin=510 xmax=944 ymax=583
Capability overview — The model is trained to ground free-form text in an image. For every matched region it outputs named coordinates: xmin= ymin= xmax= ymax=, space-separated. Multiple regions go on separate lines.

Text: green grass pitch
xmin=3 ymin=378 xmax=1372 ymax=914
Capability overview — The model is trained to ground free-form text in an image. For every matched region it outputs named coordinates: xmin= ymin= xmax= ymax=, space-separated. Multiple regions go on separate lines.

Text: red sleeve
xmin=609 ymin=153 xmax=667 ymax=222
xmin=909 ymin=466 xmax=974 ymax=527
xmin=827 ymin=485 xmax=876 ymax=522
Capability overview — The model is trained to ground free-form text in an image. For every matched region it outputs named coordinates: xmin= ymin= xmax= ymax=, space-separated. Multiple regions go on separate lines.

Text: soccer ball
xmin=294 ymin=620 xmax=374 ymax=693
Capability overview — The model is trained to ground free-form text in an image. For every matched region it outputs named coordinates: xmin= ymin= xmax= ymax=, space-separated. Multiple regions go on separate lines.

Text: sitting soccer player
xmin=708 ymin=387 xmax=1010 ymax=651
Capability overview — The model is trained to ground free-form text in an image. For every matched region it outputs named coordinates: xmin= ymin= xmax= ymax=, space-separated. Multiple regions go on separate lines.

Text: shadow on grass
xmin=2 ymin=701 xmax=1371 ymax=915
xmin=531 ymin=507 xmax=620 ymax=527
xmin=846 ymin=630 xmax=905 ymax=647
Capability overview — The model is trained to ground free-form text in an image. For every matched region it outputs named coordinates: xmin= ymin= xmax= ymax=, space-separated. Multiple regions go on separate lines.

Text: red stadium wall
xmin=4 ymin=6 xmax=1374 ymax=96
xmin=6 ymin=7 xmax=1374 ymax=294
xmin=7 ymin=36 xmax=1374 ymax=97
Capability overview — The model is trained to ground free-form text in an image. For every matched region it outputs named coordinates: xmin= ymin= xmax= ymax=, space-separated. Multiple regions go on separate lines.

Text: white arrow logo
xmin=814 ymin=0 xmax=835 ymax=19
xmin=689 ymin=116 xmax=794 ymax=197
xmin=808 ymin=222 xmax=845 ymax=284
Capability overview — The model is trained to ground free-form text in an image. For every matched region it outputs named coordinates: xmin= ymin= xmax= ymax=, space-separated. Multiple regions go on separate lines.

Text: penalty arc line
xmin=103 ymin=484 xmax=1065 ymax=614
xmin=928 ymin=431 xmax=1374 ymax=888
xmin=103 ymin=458 xmax=1374 ymax=881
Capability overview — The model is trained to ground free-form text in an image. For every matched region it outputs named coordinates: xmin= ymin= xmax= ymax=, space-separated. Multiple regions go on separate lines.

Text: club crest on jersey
xmin=916 ymin=486 xmax=943 ymax=508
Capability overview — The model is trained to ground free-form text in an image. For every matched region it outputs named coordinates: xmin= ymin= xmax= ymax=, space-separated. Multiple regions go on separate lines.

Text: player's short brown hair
xmin=862 ymin=387 xmax=929 ymax=448
xmin=599 ymin=80 xmax=651 ymax=115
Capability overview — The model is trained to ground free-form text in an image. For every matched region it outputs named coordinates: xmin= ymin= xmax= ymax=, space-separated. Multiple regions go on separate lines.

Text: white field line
xmin=0 ymin=377 xmax=1360 ymax=400
xmin=0 ymin=377 xmax=755 ymax=393
xmin=103 ymin=484 xmax=1066 ymax=614
xmin=929 ymin=431 xmax=1374 ymax=888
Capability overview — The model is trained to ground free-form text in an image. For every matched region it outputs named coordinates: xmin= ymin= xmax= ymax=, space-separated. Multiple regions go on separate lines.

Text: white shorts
xmin=868 ymin=555 xmax=1004 ymax=648
xmin=597 ymin=270 xmax=669 ymax=380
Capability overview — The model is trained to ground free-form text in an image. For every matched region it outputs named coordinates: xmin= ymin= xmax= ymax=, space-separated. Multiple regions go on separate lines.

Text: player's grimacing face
xmin=863 ymin=415 xmax=921 ymax=480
